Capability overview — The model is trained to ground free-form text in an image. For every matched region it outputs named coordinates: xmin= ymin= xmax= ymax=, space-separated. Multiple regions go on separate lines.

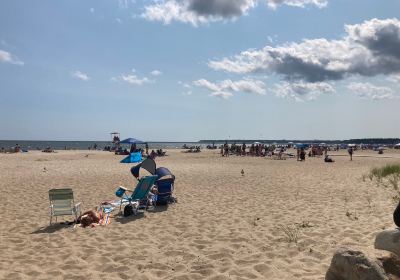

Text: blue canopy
xmin=119 ymin=138 xmax=144 ymax=144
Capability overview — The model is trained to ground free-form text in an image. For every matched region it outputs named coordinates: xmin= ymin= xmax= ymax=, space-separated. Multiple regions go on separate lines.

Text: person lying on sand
xmin=77 ymin=210 xmax=100 ymax=228
xmin=324 ymin=155 xmax=335 ymax=163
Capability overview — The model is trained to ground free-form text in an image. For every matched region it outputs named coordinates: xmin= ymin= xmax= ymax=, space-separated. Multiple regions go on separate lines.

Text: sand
xmin=1 ymin=149 xmax=400 ymax=279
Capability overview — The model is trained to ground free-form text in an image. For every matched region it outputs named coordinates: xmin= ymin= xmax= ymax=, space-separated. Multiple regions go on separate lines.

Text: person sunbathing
xmin=77 ymin=210 xmax=100 ymax=228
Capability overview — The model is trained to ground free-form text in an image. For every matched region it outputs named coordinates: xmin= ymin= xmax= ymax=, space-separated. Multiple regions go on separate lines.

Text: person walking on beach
xmin=348 ymin=147 xmax=354 ymax=161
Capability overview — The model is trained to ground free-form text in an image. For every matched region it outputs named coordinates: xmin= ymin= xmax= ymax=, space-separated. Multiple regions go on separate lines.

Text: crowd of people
xmin=217 ymin=142 xmax=359 ymax=162
xmin=220 ymin=142 xmax=287 ymax=158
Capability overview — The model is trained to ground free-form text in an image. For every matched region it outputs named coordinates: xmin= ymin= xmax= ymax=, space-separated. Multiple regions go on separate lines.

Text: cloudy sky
xmin=1 ymin=0 xmax=399 ymax=141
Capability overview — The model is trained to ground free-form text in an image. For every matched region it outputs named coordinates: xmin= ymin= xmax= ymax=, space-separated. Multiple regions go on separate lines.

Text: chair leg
xmin=50 ymin=216 xmax=52 ymax=226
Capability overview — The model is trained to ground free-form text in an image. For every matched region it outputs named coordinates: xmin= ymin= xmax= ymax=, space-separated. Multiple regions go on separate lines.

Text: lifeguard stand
xmin=110 ymin=132 xmax=120 ymax=151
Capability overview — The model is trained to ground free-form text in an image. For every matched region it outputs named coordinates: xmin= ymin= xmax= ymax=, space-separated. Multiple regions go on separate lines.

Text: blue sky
xmin=1 ymin=0 xmax=399 ymax=141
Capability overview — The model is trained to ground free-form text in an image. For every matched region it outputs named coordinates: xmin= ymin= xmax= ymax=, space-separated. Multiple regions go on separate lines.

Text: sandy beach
xmin=1 ymin=149 xmax=400 ymax=280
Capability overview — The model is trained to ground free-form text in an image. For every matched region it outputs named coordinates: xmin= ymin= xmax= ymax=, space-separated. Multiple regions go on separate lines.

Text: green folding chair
xmin=49 ymin=188 xmax=82 ymax=225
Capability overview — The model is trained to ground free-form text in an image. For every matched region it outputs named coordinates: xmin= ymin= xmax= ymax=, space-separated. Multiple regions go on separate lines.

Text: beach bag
xmin=123 ymin=204 xmax=134 ymax=217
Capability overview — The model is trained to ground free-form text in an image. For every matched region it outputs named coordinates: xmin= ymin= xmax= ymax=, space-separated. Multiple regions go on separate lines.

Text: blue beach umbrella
xmin=295 ymin=143 xmax=308 ymax=149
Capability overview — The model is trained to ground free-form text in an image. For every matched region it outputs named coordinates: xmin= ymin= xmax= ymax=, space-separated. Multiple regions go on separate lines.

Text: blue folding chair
xmin=114 ymin=175 xmax=158 ymax=214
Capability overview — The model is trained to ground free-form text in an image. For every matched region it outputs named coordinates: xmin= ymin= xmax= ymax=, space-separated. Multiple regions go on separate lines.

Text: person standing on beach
xmin=300 ymin=148 xmax=306 ymax=161
xmin=348 ymin=147 xmax=354 ymax=161
xmin=224 ymin=142 xmax=229 ymax=157
xmin=145 ymin=143 xmax=149 ymax=155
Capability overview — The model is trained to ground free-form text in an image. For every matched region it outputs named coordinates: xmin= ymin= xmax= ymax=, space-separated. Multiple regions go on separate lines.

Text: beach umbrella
xmin=295 ymin=143 xmax=308 ymax=149
xmin=119 ymin=137 xmax=144 ymax=144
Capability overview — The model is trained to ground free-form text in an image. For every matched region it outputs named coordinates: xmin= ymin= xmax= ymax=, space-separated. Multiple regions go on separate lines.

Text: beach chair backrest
xmin=49 ymin=188 xmax=75 ymax=214
xmin=49 ymin=188 xmax=74 ymax=201
xmin=131 ymin=175 xmax=158 ymax=201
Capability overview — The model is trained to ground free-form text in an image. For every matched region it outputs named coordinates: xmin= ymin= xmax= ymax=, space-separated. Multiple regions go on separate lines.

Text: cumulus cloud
xmin=0 ymin=49 xmax=24 ymax=65
xmin=193 ymin=78 xmax=266 ymax=99
xmin=142 ymin=0 xmax=323 ymax=26
xmin=151 ymin=70 xmax=162 ymax=76
xmin=347 ymin=82 xmax=396 ymax=100
xmin=274 ymin=81 xmax=335 ymax=101
xmin=209 ymin=18 xmax=400 ymax=83
xmin=71 ymin=70 xmax=89 ymax=81
xmin=142 ymin=0 xmax=256 ymax=26
xmin=112 ymin=74 xmax=151 ymax=85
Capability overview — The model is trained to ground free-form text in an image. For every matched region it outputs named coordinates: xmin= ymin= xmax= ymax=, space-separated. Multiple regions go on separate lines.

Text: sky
xmin=0 ymin=0 xmax=400 ymax=141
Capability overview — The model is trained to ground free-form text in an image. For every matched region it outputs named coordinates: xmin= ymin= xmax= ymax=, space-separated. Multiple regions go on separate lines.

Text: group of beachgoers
xmin=218 ymin=142 xmax=358 ymax=162
xmin=182 ymin=144 xmax=201 ymax=153
xmin=0 ymin=144 xmax=21 ymax=153
xmin=113 ymin=143 xmax=167 ymax=159
xmin=221 ymin=142 xmax=288 ymax=158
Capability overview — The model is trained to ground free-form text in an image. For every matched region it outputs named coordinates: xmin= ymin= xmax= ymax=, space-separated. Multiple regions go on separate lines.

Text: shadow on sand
xmin=149 ymin=204 xmax=169 ymax=213
xmin=114 ymin=212 xmax=145 ymax=224
xmin=31 ymin=221 xmax=76 ymax=234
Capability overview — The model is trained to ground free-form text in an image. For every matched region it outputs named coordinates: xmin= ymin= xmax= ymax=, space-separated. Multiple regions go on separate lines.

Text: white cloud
xmin=142 ymin=0 xmax=327 ymax=26
xmin=116 ymin=18 xmax=122 ymax=24
xmin=142 ymin=0 xmax=256 ymax=26
xmin=347 ymin=82 xmax=396 ymax=100
xmin=387 ymin=74 xmax=400 ymax=83
xmin=266 ymin=0 xmax=327 ymax=9
xmin=178 ymin=81 xmax=193 ymax=95
xmin=0 ymin=49 xmax=24 ymax=65
xmin=274 ymin=81 xmax=335 ymax=101
xmin=208 ymin=18 xmax=400 ymax=83
xmin=90 ymin=8 xmax=94 ymax=13
xmin=193 ymin=78 xmax=266 ymax=99
xmin=71 ymin=70 xmax=90 ymax=81
xmin=112 ymin=74 xmax=151 ymax=85
xmin=151 ymin=70 xmax=162 ymax=76
xmin=210 ymin=91 xmax=233 ymax=99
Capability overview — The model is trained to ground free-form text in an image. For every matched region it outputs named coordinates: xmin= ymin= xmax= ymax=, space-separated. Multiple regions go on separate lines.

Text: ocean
xmin=0 ymin=140 xmax=205 ymax=150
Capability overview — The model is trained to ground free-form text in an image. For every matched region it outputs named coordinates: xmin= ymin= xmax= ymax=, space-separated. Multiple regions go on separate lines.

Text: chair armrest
xmin=74 ymin=202 xmax=82 ymax=214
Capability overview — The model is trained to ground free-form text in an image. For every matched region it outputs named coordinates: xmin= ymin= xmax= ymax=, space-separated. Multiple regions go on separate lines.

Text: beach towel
xmin=98 ymin=211 xmax=111 ymax=226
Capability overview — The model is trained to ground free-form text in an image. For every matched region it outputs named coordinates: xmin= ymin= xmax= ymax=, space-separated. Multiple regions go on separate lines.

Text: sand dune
xmin=1 ymin=149 xmax=399 ymax=279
